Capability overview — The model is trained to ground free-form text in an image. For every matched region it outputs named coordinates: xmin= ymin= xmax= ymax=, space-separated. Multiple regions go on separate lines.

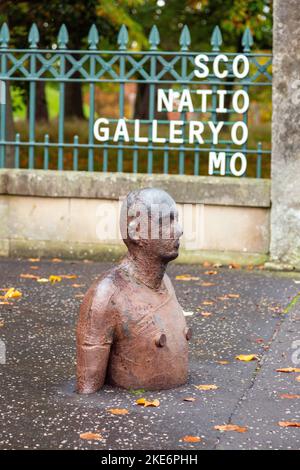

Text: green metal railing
xmin=0 ymin=23 xmax=272 ymax=177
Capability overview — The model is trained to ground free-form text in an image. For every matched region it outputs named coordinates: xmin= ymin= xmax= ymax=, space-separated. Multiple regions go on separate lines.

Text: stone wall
xmin=0 ymin=169 xmax=270 ymax=265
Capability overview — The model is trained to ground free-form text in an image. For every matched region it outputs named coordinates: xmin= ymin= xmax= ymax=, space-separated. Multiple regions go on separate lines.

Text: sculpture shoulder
xmin=79 ymin=269 xmax=119 ymax=319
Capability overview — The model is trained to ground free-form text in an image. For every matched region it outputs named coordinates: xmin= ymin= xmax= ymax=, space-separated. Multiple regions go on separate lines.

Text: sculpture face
xmin=120 ymin=188 xmax=183 ymax=262
xmin=76 ymin=188 xmax=190 ymax=394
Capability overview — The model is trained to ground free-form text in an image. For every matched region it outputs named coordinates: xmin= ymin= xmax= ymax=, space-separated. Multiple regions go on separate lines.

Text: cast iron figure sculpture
xmin=76 ymin=188 xmax=191 ymax=393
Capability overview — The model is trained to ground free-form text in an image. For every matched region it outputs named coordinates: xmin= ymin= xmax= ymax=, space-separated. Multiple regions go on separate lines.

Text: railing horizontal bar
xmin=3 ymin=140 xmax=271 ymax=154
xmin=1 ymin=77 xmax=272 ymax=86
xmin=0 ymin=47 xmax=272 ymax=58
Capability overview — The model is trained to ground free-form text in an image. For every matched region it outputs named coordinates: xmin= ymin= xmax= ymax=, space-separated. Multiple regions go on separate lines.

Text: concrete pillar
xmin=269 ymin=0 xmax=300 ymax=269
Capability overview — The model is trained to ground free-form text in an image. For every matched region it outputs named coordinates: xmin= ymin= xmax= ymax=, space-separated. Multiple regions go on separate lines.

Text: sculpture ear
xmin=128 ymin=219 xmax=140 ymax=242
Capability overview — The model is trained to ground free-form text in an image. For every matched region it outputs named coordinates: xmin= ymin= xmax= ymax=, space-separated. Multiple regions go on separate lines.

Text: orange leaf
xmin=200 ymin=282 xmax=215 ymax=287
xmin=280 ymin=394 xmax=300 ymax=399
xmin=28 ymin=258 xmax=40 ymax=262
xmin=183 ymin=397 xmax=196 ymax=402
xmin=80 ymin=432 xmax=103 ymax=440
xmin=107 ymin=408 xmax=129 ymax=415
xmin=276 ymin=367 xmax=300 ymax=373
xmin=278 ymin=421 xmax=300 ymax=428
xmin=214 ymin=424 xmax=248 ymax=433
xmin=203 ymin=261 xmax=211 ymax=267
xmin=229 ymin=263 xmax=241 ymax=269
xmin=0 ymin=301 xmax=9 ymax=305
xmin=202 ymin=300 xmax=214 ymax=306
xmin=72 ymin=284 xmax=85 ymax=288
xmin=201 ymin=312 xmax=212 ymax=317
xmin=227 ymin=294 xmax=240 ymax=298
xmin=204 ymin=270 xmax=218 ymax=275
xmin=235 ymin=354 xmax=258 ymax=362
xmin=182 ymin=435 xmax=201 ymax=443
xmin=195 ymin=384 xmax=218 ymax=391
xmin=51 ymin=258 xmax=62 ymax=263
xmin=30 ymin=266 xmax=39 ymax=270
xmin=60 ymin=274 xmax=78 ymax=279
xmin=20 ymin=273 xmax=40 ymax=280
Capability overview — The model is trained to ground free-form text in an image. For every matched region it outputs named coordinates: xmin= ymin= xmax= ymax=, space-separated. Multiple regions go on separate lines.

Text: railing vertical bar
xmin=163 ymin=142 xmax=169 ymax=174
xmin=256 ymin=141 xmax=262 ymax=178
xmin=28 ymin=53 xmax=36 ymax=169
xmin=103 ymin=146 xmax=108 ymax=172
xmin=194 ymin=145 xmax=199 ymax=176
xmin=43 ymin=134 xmax=49 ymax=169
xmin=118 ymin=57 xmax=125 ymax=172
xmin=73 ymin=135 xmax=78 ymax=171
xmin=133 ymin=146 xmax=138 ymax=173
xmin=88 ymin=55 xmax=95 ymax=171
xmin=0 ymin=55 xmax=7 ymax=168
xmin=14 ymin=133 xmax=20 ymax=168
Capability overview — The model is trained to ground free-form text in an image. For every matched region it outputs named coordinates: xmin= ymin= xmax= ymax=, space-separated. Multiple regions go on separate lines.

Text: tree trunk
xmin=36 ymin=81 xmax=49 ymax=122
xmin=65 ymin=57 xmax=85 ymax=120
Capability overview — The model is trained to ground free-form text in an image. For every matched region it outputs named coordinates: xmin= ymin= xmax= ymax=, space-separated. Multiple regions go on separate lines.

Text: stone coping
xmin=0 ymin=169 xmax=271 ymax=207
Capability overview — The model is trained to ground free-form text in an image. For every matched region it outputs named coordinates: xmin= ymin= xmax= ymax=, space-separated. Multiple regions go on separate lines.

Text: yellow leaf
xmin=136 ymin=398 xmax=160 ymax=407
xmin=214 ymin=424 xmax=248 ymax=433
xmin=195 ymin=384 xmax=218 ymax=391
xmin=276 ymin=367 xmax=300 ymax=373
xmin=107 ymin=408 xmax=129 ymax=415
xmin=235 ymin=354 xmax=258 ymax=362
xmin=4 ymin=288 xmax=22 ymax=299
xmin=182 ymin=435 xmax=201 ymax=443
xmin=278 ymin=421 xmax=300 ymax=428
xmin=175 ymin=274 xmax=200 ymax=281
xmin=49 ymin=275 xmax=62 ymax=284
xmin=80 ymin=432 xmax=103 ymax=440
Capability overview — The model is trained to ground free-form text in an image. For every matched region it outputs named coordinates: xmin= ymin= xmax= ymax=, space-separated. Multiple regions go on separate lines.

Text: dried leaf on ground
xmin=199 ymin=282 xmax=215 ymax=287
xmin=136 ymin=398 xmax=160 ymax=407
xmin=49 ymin=275 xmax=62 ymax=284
xmin=235 ymin=354 xmax=258 ymax=362
xmin=107 ymin=408 xmax=129 ymax=415
xmin=181 ymin=435 xmax=201 ymax=443
xmin=276 ymin=367 xmax=300 ymax=373
xmin=203 ymin=261 xmax=211 ymax=267
xmin=0 ymin=320 xmax=4 ymax=327
xmin=204 ymin=270 xmax=218 ymax=275
xmin=60 ymin=275 xmax=78 ymax=279
xmin=201 ymin=312 xmax=212 ymax=317
xmin=183 ymin=397 xmax=196 ymax=402
xmin=20 ymin=274 xmax=40 ymax=280
xmin=183 ymin=311 xmax=194 ymax=317
xmin=280 ymin=394 xmax=300 ymax=399
xmin=37 ymin=278 xmax=49 ymax=283
xmin=227 ymin=294 xmax=240 ymax=299
xmin=0 ymin=301 xmax=9 ymax=305
xmin=51 ymin=258 xmax=62 ymax=263
xmin=229 ymin=263 xmax=241 ymax=269
xmin=72 ymin=284 xmax=85 ymax=288
xmin=28 ymin=258 xmax=40 ymax=262
xmin=4 ymin=288 xmax=22 ymax=299
xmin=296 ymin=376 xmax=300 ymax=382
xmin=195 ymin=384 xmax=218 ymax=391
xmin=30 ymin=266 xmax=39 ymax=270
xmin=216 ymin=360 xmax=229 ymax=365
xmin=80 ymin=432 xmax=103 ymax=440
xmin=214 ymin=424 xmax=248 ymax=433
xmin=202 ymin=300 xmax=214 ymax=306
xmin=278 ymin=421 xmax=300 ymax=428
xmin=175 ymin=275 xmax=200 ymax=281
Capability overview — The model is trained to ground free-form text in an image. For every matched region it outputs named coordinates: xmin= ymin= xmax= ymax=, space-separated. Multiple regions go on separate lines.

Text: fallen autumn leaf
xmin=80 ymin=432 xmax=103 ymax=440
xmin=214 ymin=424 xmax=248 ymax=433
xmin=182 ymin=435 xmax=201 ymax=443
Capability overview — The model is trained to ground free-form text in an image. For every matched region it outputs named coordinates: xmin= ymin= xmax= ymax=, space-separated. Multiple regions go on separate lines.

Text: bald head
xmin=120 ymin=187 xmax=182 ymax=261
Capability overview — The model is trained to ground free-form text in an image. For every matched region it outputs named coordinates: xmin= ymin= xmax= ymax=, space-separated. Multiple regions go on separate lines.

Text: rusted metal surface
xmin=76 ymin=188 xmax=190 ymax=393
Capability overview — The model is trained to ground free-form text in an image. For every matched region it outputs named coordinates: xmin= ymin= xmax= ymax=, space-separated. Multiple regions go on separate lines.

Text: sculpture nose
xmin=155 ymin=333 xmax=167 ymax=347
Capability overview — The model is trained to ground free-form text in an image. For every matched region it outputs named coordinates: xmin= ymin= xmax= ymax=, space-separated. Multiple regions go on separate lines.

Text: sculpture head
xmin=120 ymin=188 xmax=183 ymax=263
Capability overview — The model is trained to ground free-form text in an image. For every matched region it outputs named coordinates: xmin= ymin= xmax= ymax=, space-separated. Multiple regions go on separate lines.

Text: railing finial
xmin=28 ymin=23 xmax=40 ymax=49
xmin=117 ymin=24 xmax=128 ymax=50
xmin=179 ymin=25 xmax=191 ymax=51
xmin=58 ymin=24 xmax=69 ymax=49
xmin=149 ymin=25 xmax=160 ymax=50
xmin=210 ymin=25 xmax=222 ymax=52
xmin=0 ymin=23 xmax=10 ymax=48
xmin=242 ymin=27 xmax=254 ymax=52
xmin=88 ymin=24 xmax=99 ymax=50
